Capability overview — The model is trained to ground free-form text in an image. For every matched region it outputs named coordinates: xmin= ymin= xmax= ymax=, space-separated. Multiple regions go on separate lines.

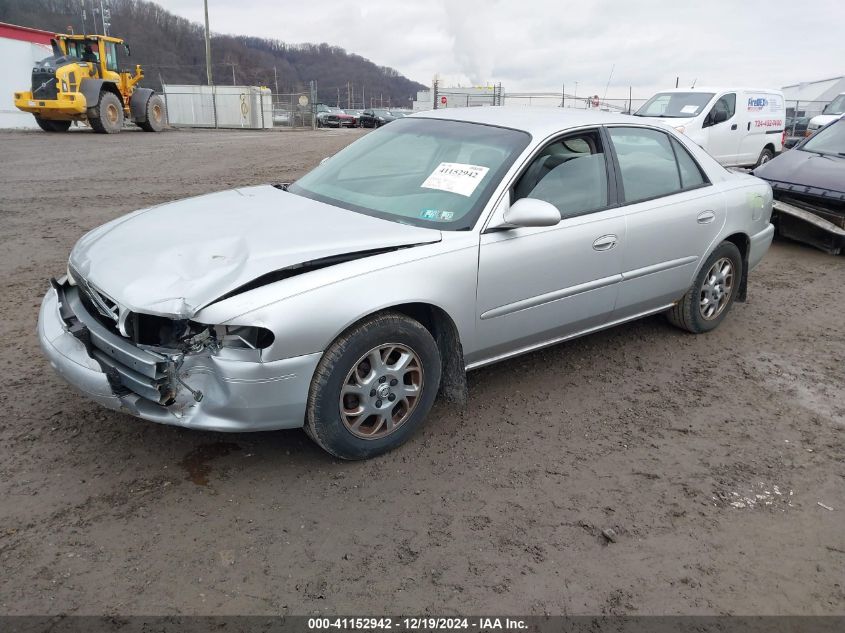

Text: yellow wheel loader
xmin=14 ymin=33 xmax=165 ymax=133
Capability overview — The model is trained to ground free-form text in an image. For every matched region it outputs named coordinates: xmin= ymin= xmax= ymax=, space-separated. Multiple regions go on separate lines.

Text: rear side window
xmin=670 ymin=137 xmax=708 ymax=188
xmin=608 ymin=127 xmax=682 ymax=203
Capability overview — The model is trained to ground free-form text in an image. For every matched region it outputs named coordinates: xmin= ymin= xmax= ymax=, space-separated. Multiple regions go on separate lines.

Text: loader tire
xmin=34 ymin=116 xmax=71 ymax=132
xmin=89 ymin=91 xmax=124 ymax=134
xmin=137 ymin=93 xmax=166 ymax=132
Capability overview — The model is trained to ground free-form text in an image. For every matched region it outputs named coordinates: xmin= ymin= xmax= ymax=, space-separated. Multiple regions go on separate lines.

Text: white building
xmin=0 ymin=22 xmax=54 ymax=129
xmin=782 ymin=76 xmax=845 ymax=117
xmin=413 ymin=84 xmax=503 ymax=111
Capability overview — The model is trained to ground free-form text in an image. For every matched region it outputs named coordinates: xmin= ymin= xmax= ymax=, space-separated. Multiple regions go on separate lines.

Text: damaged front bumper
xmin=37 ymin=280 xmax=321 ymax=432
xmin=772 ymin=200 xmax=845 ymax=255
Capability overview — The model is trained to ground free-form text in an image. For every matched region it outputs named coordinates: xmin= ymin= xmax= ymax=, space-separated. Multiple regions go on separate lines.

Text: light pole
xmin=203 ymin=0 xmax=213 ymax=86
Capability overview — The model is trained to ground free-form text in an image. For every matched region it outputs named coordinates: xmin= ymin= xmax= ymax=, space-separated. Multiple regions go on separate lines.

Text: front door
xmin=470 ymin=128 xmax=626 ymax=367
xmin=702 ymin=92 xmax=740 ymax=165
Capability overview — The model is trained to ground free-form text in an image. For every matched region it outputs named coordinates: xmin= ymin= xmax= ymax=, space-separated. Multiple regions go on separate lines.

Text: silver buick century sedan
xmin=39 ymin=107 xmax=774 ymax=459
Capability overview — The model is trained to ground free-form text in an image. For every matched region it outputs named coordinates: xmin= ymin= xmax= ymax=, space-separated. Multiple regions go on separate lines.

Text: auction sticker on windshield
xmin=421 ymin=162 xmax=490 ymax=197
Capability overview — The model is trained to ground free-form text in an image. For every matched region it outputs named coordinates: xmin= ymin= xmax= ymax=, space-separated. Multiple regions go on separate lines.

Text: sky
xmin=162 ymin=0 xmax=845 ymax=100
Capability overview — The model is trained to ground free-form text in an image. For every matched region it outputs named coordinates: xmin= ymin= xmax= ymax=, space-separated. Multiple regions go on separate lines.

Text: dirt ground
xmin=0 ymin=127 xmax=842 ymax=617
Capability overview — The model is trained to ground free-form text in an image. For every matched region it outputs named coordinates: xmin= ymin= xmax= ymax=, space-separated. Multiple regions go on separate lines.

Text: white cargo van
xmin=806 ymin=93 xmax=845 ymax=135
xmin=634 ymin=87 xmax=786 ymax=167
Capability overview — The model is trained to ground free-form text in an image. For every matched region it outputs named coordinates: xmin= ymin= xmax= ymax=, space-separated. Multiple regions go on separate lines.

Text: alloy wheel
xmin=699 ymin=257 xmax=734 ymax=320
xmin=339 ymin=343 xmax=423 ymax=439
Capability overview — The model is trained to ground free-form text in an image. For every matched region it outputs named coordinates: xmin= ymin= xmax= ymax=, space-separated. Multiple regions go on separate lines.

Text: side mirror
xmin=822 ymin=104 xmax=831 ymax=114
xmin=496 ymin=198 xmax=561 ymax=229
xmin=124 ymin=43 xmax=131 ymax=56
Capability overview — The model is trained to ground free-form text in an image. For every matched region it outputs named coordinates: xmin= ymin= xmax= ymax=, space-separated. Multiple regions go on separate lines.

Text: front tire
xmin=34 ymin=116 xmax=71 ymax=132
xmin=137 ymin=93 xmax=165 ymax=132
xmin=88 ymin=91 xmax=124 ymax=134
xmin=306 ymin=312 xmax=441 ymax=460
xmin=666 ymin=241 xmax=743 ymax=334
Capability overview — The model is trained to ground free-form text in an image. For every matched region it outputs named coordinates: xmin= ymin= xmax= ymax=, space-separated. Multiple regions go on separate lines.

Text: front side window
xmin=609 ymin=127 xmax=683 ymax=203
xmin=289 ymin=118 xmax=530 ymax=230
xmin=105 ymin=42 xmax=118 ymax=72
xmin=704 ymin=93 xmax=736 ymax=127
xmin=823 ymin=94 xmax=845 ymax=115
xmin=514 ymin=129 xmax=609 ymax=219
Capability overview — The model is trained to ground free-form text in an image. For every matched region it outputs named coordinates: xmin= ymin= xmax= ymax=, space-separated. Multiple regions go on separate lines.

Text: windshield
xmin=635 ymin=92 xmax=715 ymax=118
xmin=824 ymin=95 xmax=845 ymax=115
xmin=288 ymin=118 xmax=531 ymax=230
xmin=801 ymin=119 xmax=845 ymax=155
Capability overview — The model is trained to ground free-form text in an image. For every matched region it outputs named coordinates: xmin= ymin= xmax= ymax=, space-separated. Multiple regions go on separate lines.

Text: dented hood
xmin=69 ymin=185 xmax=442 ymax=318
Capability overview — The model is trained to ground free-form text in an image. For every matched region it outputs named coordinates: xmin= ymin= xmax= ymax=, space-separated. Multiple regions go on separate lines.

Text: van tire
xmin=755 ymin=147 xmax=774 ymax=167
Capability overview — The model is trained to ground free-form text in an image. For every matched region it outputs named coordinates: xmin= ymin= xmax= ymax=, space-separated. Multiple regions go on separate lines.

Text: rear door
xmin=471 ymin=128 xmax=625 ymax=365
xmin=605 ymin=126 xmax=726 ymax=317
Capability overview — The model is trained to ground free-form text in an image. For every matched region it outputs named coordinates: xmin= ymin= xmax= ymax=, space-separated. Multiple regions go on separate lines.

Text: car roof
xmin=650 ymin=87 xmax=783 ymax=95
xmin=410 ymin=106 xmax=660 ymax=138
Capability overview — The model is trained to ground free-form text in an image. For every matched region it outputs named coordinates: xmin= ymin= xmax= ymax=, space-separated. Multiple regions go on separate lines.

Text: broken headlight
xmin=213 ymin=324 xmax=275 ymax=350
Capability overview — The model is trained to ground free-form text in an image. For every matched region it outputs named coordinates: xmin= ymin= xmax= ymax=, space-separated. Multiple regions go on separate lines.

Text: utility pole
xmin=98 ymin=0 xmax=109 ymax=36
xmin=231 ymin=63 xmax=236 ymax=85
xmin=273 ymin=66 xmax=278 ymax=94
xmin=203 ymin=0 xmax=213 ymax=86
xmin=336 ymin=87 xmax=340 ymax=107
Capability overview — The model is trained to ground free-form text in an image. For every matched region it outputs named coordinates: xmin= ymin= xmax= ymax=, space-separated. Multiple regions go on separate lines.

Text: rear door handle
xmin=697 ymin=210 xmax=716 ymax=224
xmin=592 ymin=234 xmax=618 ymax=251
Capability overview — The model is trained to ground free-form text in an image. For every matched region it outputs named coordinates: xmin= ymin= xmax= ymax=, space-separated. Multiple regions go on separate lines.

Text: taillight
xmin=781 ymin=130 xmax=787 ymax=147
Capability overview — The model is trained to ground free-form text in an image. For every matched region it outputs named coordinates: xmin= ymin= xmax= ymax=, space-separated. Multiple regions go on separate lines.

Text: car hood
xmin=753 ymin=149 xmax=845 ymax=194
xmin=69 ymin=185 xmax=442 ymax=318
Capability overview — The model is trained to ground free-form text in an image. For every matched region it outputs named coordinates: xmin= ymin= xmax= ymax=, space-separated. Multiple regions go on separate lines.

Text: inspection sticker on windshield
xmin=680 ymin=104 xmax=699 ymax=114
xmin=421 ymin=162 xmax=490 ymax=197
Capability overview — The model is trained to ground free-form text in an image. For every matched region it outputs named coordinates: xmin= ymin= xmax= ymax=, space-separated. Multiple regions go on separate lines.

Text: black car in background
xmin=358 ymin=108 xmax=396 ymax=128
xmin=784 ymin=116 xmax=810 ymax=148
xmin=753 ymin=117 xmax=845 ymax=254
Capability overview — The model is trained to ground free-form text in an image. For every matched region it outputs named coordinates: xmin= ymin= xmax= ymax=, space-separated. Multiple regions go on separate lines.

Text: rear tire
xmin=88 ymin=91 xmax=124 ymax=134
xmin=755 ymin=147 xmax=774 ymax=167
xmin=666 ymin=241 xmax=743 ymax=334
xmin=34 ymin=116 xmax=71 ymax=132
xmin=137 ymin=93 xmax=166 ymax=132
xmin=306 ymin=312 xmax=441 ymax=460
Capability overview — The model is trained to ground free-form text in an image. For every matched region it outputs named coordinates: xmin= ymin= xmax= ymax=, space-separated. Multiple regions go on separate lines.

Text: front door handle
xmin=592 ymin=234 xmax=618 ymax=251
xmin=731 ymin=123 xmax=738 ymax=130
xmin=697 ymin=210 xmax=716 ymax=224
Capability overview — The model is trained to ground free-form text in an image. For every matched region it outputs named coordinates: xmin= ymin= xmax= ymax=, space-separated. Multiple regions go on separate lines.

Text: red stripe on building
xmin=0 ymin=22 xmax=55 ymax=46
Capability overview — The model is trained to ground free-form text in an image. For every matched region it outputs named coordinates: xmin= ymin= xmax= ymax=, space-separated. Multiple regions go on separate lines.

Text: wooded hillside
xmin=0 ymin=0 xmax=427 ymax=107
